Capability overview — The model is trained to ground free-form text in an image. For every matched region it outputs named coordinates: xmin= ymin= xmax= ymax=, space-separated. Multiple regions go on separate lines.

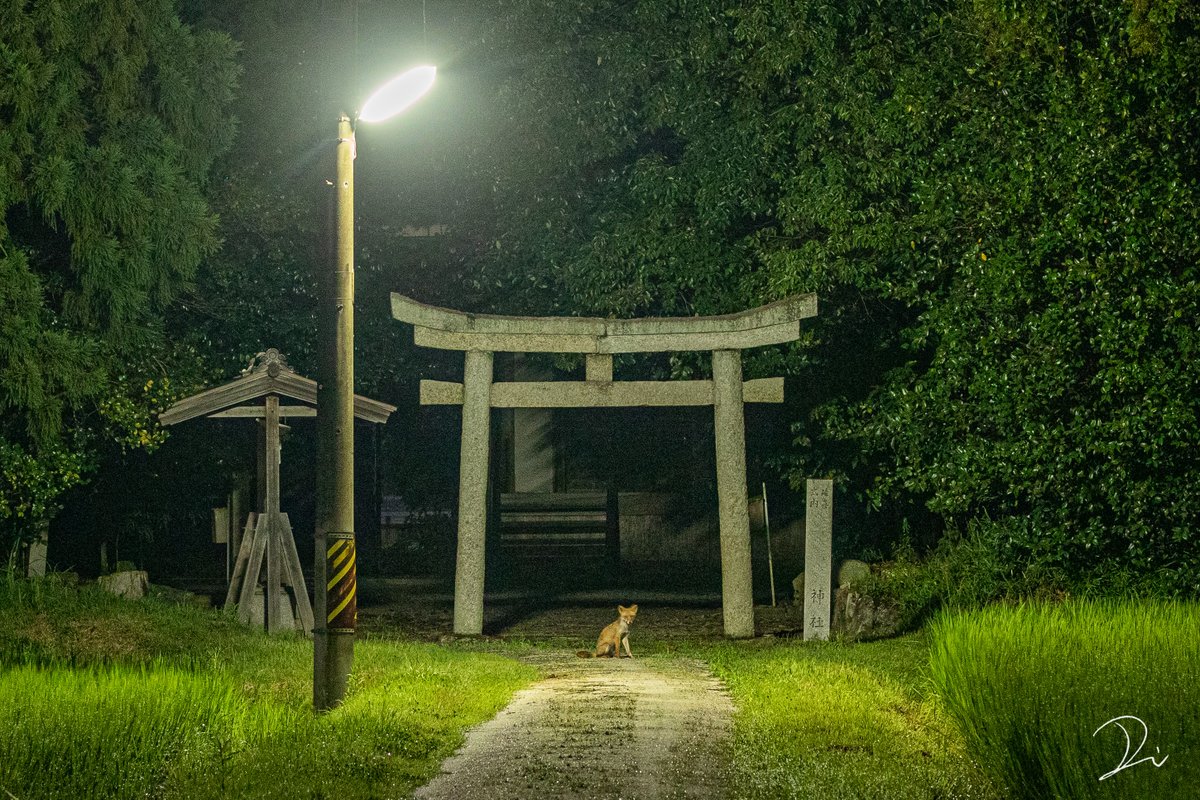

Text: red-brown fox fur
xmin=577 ymin=604 xmax=637 ymax=658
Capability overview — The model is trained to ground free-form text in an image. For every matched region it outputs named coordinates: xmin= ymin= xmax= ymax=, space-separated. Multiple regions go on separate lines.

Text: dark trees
xmin=453 ymin=0 xmax=1200 ymax=593
xmin=0 ymin=0 xmax=238 ymax=552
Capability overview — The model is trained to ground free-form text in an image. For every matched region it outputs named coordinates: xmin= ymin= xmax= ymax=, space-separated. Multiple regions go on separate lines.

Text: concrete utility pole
xmin=314 ymin=114 xmax=358 ymax=711
xmin=312 ymin=64 xmax=435 ymax=710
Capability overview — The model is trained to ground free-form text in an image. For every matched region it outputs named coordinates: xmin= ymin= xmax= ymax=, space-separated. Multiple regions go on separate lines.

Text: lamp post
xmin=315 ymin=65 xmax=436 ymax=711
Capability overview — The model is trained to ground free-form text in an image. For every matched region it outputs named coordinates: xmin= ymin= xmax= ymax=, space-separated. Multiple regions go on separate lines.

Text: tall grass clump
xmin=0 ymin=574 xmax=537 ymax=799
xmin=699 ymin=635 xmax=998 ymax=799
xmin=929 ymin=600 xmax=1200 ymax=799
xmin=0 ymin=663 xmax=297 ymax=800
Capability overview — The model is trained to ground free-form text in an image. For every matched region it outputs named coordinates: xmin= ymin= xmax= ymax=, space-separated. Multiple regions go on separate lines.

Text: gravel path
xmin=414 ymin=654 xmax=734 ymax=800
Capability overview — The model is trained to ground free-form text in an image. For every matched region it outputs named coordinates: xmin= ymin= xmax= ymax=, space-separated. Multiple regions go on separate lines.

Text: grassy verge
xmin=929 ymin=600 xmax=1199 ymax=799
xmin=0 ymin=576 xmax=536 ymax=800
xmin=686 ymin=634 xmax=999 ymax=799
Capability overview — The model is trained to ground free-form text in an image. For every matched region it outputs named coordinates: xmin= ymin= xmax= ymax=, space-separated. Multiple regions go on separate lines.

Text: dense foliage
xmin=0 ymin=0 xmax=238 ymax=552
xmin=2 ymin=1 xmax=1196 ymax=594
xmin=453 ymin=0 xmax=1200 ymax=593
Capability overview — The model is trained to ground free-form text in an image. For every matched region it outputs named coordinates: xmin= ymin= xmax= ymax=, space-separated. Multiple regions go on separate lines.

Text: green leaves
xmin=0 ymin=0 xmax=238 ymax=545
xmin=459 ymin=0 xmax=1200 ymax=593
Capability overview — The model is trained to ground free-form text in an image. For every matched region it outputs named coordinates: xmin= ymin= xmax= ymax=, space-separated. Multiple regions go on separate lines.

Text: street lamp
xmin=315 ymin=64 xmax=435 ymax=711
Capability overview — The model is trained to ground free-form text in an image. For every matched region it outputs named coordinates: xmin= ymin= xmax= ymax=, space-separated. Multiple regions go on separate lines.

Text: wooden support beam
xmin=225 ymin=513 xmax=258 ymax=612
xmin=209 ymin=406 xmax=317 ymax=418
xmin=279 ymin=514 xmax=315 ymax=635
xmin=237 ymin=514 xmax=270 ymax=625
xmin=420 ymin=377 xmax=784 ymax=408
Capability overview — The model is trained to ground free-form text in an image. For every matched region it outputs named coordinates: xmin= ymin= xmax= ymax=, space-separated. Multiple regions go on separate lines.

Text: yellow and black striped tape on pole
xmin=326 ymin=534 xmax=356 ymax=633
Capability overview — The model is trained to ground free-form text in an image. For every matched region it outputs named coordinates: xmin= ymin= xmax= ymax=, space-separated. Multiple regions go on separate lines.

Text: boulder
xmin=794 ymin=558 xmax=871 ymax=605
xmin=832 ymin=586 xmax=901 ymax=641
xmin=836 ymin=559 xmax=871 ymax=587
xmin=97 ymin=570 xmax=149 ymax=600
xmin=791 ymin=573 xmax=805 ymax=606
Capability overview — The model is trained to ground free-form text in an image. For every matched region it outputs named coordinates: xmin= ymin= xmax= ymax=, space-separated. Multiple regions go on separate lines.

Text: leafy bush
xmin=847 ymin=521 xmax=1070 ymax=633
xmin=929 ymin=600 xmax=1200 ymax=799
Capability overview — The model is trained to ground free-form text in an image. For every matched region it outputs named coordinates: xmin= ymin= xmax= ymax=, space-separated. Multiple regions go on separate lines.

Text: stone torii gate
xmin=392 ymin=293 xmax=818 ymax=637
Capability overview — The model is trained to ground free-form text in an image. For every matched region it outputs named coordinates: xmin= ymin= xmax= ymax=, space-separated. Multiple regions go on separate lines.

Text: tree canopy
xmin=449 ymin=0 xmax=1200 ymax=593
xmin=0 ymin=0 xmax=238 ymax=548
xmin=4 ymin=0 xmax=1196 ymax=596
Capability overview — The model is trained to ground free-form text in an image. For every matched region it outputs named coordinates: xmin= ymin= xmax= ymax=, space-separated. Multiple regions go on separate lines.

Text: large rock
xmin=793 ymin=558 xmax=873 ymax=606
xmin=97 ymin=570 xmax=149 ymax=599
xmin=832 ymin=586 xmax=901 ymax=641
xmin=836 ymin=559 xmax=871 ymax=587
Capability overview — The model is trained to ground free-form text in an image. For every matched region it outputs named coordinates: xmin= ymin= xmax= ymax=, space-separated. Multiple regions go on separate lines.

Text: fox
xmin=577 ymin=604 xmax=638 ymax=658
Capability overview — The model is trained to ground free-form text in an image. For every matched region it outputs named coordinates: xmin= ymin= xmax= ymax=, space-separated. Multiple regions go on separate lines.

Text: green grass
xmin=929 ymin=600 xmax=1200 ymax=799
xmin=688 ymin=635 xmax=999 ymax=799
xmin=0 ymin=576 xmax=536 ymax=800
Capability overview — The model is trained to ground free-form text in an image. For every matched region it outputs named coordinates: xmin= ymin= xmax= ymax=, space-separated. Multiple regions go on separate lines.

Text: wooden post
xmin=454 ymin=349 xmax=493 ymax=635
xmin=712 ymin=349 xmax=754 ymax=638
xmin=264 ymin=395 xmax=282 ymax=633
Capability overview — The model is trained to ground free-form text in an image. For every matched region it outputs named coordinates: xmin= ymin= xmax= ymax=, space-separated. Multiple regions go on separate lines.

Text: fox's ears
xmin=619 ymin=604 xmax=638 ymax=613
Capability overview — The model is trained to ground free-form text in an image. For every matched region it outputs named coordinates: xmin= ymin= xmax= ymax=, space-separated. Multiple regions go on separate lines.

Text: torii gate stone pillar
xmin=712 ymin=349 xmax=754 ymax=636
xmin=393 ymin=294 xmax=818 ymax=638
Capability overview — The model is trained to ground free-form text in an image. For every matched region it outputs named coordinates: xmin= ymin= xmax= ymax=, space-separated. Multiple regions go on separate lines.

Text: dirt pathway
xmin=414 ymin=654 xmax=734 ymax=800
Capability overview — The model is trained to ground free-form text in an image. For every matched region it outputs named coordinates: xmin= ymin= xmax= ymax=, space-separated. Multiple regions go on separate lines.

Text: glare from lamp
xmin=358 ymin=65 xmax=437 ymax=123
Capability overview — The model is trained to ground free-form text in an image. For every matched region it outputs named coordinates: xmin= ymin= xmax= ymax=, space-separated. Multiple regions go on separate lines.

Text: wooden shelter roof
xmin=159 ymin=349 xmax=396 ymax=426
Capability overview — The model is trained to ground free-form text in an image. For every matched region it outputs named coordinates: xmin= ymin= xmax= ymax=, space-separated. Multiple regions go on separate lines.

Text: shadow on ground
xmin=357 ymin=577 xmax=808 ymax=646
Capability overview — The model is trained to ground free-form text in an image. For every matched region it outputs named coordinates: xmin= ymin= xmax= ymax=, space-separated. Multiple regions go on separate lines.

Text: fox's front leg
xmin=622 ymin=635 xmax=633 ymax=659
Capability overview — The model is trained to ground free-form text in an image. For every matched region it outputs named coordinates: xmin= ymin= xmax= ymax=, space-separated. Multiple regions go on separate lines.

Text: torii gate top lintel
xmin=390 ymin=293 xmax=817 ymax=354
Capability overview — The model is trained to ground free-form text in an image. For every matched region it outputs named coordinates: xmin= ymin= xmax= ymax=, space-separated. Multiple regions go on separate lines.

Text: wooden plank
xmin=224 ymin=513 xmax=258 ymax=612
xmin=160 ymin=371 xmax=273 ymax=425
xmin=237 ymin=514 xmax=270 ymax=625
xmin=209 ymin=406 xmax=317 ymax=418
xmin=420 ymin=378 xmax=784 ymax=408
xmin=500 ymin=492 xmax=609 ymax=510
xmin=278 ymin=514 xmax=315 ymax=635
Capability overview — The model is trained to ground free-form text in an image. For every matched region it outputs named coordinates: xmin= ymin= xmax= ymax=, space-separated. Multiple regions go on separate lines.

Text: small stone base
xmin=243 ymin=587 xmax=298 ymax=631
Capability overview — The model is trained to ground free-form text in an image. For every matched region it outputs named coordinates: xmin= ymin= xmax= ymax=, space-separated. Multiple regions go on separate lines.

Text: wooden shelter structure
xmin=392 ymin=293 xmax=818 ymax=638
xmin=159 ymin=349 xmax=395 ymax=633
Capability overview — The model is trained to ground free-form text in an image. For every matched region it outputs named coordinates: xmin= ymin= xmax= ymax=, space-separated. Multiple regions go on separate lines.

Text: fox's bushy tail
xmin=576 ymin=650 xmax=593 ymax=658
